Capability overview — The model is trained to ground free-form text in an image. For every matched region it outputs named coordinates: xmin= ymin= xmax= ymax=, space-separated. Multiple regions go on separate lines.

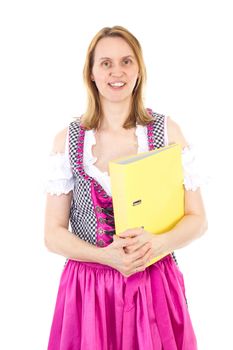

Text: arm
xmin=160 ymin=116 xmax=208 ymax=252
xmin=160 ymin=188 xmax=207 ymax=253
xmin=44 ymin=191 xmax=150 ymax=268
xmin=44 ymin=192 xmax=106 ymax=263
xmin=119 ymin=116 xmax=208 ymax=257
xmin=44 ymin=127 xmax=106 ymax=263
xmin=44 ymin=127 xmax=148 ymax=271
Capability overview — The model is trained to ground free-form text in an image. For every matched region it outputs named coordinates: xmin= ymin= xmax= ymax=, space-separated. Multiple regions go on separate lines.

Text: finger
xmin=124 ymin=246 xmax=130 ymax=254
xmin=130 ymin=248 xmax=153 ymax=275
xmin=119 ymin=227 xmax=142 ymax=238
xmin=116 ymin=236 xmax=139 ymax=249
xmin=130 ymin=242 xmax=152 ymax=261
xmin=124 ymin=244 xmax=141 ymax=254
xmin=126 ymin=241 xmax=152 ymax=254
xmin=118 ymin=227 xmax=143 ymax=238
xmin=113 ymin=234 xmax=119 ymax=241
xmin=133 ymin=247 xmax=152 ymax=269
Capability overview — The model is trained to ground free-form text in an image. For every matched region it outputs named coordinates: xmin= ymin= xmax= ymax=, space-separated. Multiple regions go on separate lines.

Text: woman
xmin=44 ymin=25 xmax=208 ymax=350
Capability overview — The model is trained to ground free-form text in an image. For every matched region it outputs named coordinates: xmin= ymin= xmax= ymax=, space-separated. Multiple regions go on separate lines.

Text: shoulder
xmin=51 ymin=126 xmax=69 ymax=154
xmin=166 ymin=116 xmax=189 ymax=148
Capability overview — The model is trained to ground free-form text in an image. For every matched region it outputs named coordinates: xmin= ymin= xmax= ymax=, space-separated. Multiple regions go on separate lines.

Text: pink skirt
xmin=47 ymin=254 xmax=197 ymax=350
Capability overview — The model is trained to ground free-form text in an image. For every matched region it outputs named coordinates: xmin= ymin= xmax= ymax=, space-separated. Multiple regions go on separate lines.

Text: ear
xmin=91 ymin=74 xmax=95 ymax=81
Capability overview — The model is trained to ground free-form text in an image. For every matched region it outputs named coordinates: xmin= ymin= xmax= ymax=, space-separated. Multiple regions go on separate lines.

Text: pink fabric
xmin=91 ymin=181 xmax=113 ymax=247
xmin=48 ymin=255 xmax=197 ymax=349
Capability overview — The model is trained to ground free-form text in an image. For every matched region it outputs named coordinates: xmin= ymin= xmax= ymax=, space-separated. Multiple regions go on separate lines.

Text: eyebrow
xmin=99 ymin=55 xmax=135 ymax=61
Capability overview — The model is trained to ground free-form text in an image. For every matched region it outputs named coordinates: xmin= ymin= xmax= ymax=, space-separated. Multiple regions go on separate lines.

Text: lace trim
xmin=84 ymin=129 xmax=98 ymax=166
xmin=44 ymin=121 xmax=208 ymax=195
xmin=44 ymin=152 xmax=74 ymax=195
xmin=77 ymin=125 xmax=111 ymax=199
xmin=44 ymin=178 xmax=74 ymax=196
xmin=81 ymin=124 xmax=150 ymax=197
xmin=135 ymin=125 xmax=149 ymax=153
xmin=182 ymin=144 xmax=209 ymax=191
xmin=83 ymin=124 xmax=149 ymax=168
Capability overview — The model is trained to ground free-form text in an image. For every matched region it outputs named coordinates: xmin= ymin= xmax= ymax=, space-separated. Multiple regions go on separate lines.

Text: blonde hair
xmin=80 ymin=25 xmax=153 ymax=130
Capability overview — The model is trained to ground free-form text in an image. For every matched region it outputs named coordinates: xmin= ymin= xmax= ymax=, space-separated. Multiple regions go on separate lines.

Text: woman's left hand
xmin=118 ymin=227 xmax=168 ymax=259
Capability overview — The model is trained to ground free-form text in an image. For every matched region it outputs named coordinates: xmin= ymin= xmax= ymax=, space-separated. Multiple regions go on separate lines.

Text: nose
xmin=109 ymin=63 xmax=124 ymax=77
xmin=110 ymin=71 xmax=124 ymax=78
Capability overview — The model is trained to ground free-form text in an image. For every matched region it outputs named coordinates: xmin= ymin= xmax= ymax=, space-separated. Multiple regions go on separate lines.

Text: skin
xmin=90 ymin=37 xmax=140 ymax=174
xmin=91 ymin=36 xmax=139 ymax=124
xmin=44 ymin=36 xmax=208 ymax=277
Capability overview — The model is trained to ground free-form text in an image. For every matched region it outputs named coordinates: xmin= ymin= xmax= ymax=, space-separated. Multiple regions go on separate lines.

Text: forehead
xmin=94 ymin=36 xmax=135 ymax=59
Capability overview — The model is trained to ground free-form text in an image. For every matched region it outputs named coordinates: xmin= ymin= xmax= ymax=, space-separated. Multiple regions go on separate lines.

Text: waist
xmin=67 ymin=253 xmax=172 ymax=271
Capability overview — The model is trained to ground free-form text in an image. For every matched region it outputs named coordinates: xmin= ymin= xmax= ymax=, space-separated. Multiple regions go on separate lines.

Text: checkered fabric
xmin=69 ymin=119 xmax=97 ymax=245
xmin=150 ymin=112 xmax=166 ymax=148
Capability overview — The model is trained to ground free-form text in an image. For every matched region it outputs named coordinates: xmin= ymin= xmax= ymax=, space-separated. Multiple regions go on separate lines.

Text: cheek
xmin=92 ymin=66 xmax=106 ymax=80
xmin=129 ymin=74 xmax=139 ymax=86
xmin=92 ymin=74 xmax=108 ymax=93
xmin=94 ymin=73 xmax=108 ymax=86
xmin=128 ymin=68 xmax=139 ymax=81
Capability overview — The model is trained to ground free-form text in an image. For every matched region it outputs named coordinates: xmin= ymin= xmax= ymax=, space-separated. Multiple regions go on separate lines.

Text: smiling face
xmin=91 ymin=36 xmax=140 ymax=104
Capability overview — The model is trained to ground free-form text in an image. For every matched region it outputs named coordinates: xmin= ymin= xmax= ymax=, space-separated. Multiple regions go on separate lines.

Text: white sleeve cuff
xmin=43 ymin=152 xmax=74 ymax=196
xmin=182 ymin=144 xmax=209 ymax=191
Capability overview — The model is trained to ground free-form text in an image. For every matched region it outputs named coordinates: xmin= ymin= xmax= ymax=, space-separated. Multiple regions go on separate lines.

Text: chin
xmin=102 ymin=92 xmax=133 ymax=104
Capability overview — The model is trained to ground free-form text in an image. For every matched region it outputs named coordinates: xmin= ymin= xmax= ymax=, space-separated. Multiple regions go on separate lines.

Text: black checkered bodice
xmin=68 ymin=111 xmax=166 ymax=247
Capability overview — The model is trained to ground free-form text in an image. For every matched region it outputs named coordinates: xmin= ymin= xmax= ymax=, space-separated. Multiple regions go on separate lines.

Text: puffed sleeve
xmin=43 ymin=129 xmax=74 ymax=196
xmin=182 ymin=144 xmax=209 ymax=191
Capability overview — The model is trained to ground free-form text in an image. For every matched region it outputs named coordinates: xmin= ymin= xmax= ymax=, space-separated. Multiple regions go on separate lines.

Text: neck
xmin=98 ymin=97 xmax=133 ymax=132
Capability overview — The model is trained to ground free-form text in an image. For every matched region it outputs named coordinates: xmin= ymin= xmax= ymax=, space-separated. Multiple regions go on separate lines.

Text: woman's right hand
xmin=102 ymin=235 xmax=152 ymax=277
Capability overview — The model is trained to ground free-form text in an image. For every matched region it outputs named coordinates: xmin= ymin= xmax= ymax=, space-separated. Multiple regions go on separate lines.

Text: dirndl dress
xmin=47 ymin=255 xmax=197 ymax=349
xmin=45 ymin=111 xmax=203 ymax=349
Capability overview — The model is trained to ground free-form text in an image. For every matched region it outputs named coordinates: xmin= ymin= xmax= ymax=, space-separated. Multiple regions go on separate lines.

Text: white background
xmin=0 ymin=0 xmax=232 ymax=349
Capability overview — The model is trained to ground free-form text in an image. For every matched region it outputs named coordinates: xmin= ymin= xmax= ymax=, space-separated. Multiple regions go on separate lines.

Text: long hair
xmin=80 ymin=25 xmax=154 ymax=130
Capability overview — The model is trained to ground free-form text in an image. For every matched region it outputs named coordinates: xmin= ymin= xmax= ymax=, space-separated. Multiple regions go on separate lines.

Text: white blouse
xmin=44 ymin=123 xmax=206 ymax=196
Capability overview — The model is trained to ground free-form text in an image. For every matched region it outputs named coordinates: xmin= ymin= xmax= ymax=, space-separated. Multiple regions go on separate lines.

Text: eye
xmin=102 ymin=61 xmax=111 ymax=68
xmin=123 ymin=59 xmax=132 ymax=65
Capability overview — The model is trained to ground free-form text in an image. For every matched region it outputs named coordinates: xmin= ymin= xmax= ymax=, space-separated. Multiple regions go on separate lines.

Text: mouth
xmin=108 ymin=82 xmax=126 ymax=90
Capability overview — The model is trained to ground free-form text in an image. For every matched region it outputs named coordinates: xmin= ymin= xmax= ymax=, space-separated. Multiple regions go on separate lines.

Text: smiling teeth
xmin=110 ymin=82 xmax=125 ymax=87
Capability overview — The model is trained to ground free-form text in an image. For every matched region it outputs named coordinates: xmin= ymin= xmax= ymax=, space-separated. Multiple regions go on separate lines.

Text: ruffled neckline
xmin=83 ymin=124 xmax=149 ymax=177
